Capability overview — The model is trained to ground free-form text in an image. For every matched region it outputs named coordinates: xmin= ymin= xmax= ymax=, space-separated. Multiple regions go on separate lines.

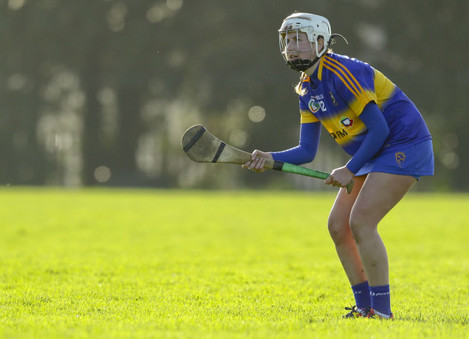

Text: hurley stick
xmin=181 ymin=124 xmax=354 ymax=194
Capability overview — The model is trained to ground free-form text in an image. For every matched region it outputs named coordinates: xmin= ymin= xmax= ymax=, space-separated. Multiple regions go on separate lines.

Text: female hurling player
xmin=243 ymin=12 xmax=434 ymax=319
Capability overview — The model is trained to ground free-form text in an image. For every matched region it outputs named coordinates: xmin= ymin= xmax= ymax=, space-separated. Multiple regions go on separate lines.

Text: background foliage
xmin=1 ymin=0 xmax=467 ymax=190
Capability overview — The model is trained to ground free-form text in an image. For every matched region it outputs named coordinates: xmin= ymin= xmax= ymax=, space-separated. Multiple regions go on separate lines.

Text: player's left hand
xmin=325 ymin=166 xmax=354 ymax=188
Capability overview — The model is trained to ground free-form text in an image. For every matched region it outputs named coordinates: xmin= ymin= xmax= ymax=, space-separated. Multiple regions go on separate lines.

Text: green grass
xmin=0 ymin=188 xmax=468 ymax=338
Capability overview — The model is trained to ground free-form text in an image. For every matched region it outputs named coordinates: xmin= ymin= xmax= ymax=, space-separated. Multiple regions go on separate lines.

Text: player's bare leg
xmin=349 ymin=172 xmax=416 ymax=286
xmin=328 ymin=175 xmax=367 ymax=285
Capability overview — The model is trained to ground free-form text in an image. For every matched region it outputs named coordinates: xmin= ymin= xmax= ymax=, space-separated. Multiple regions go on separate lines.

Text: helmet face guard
xmin=279 ymin=29 xmax=318 ymax=72
xmin=278 ymin=13 xmax=332 ymax=72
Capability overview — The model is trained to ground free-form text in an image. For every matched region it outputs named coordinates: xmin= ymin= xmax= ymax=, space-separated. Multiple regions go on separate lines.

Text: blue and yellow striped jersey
xmin=299 ymin=53 xmax=431 ymax=156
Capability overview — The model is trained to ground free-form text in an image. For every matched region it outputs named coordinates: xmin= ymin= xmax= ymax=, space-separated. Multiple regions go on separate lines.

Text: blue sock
xmin=351 ymin=281 xmax=371 ymax=309
xmin=370 ymin=284 xmax=392 ymax=315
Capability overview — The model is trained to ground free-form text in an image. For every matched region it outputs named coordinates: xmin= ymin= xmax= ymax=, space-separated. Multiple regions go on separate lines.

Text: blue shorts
xmin=355 ymin=139 xmax=434 ymax=180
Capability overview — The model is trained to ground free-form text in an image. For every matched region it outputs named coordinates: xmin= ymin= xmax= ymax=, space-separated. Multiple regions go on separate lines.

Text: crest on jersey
xmin=308 ymin=99 xmax=321 ymax=113
xmin=340 ymin=116 xmax=353 ymax=128
xmin=395 ymin=152 xmax=406 ymax=167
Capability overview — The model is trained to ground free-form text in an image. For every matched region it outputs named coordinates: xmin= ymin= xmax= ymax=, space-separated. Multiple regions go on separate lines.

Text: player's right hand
xmin=242 ymin=150 xmax=273 ymax=172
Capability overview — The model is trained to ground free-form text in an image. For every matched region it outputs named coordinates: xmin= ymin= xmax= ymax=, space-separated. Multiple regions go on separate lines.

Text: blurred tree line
xmin=0 ymin=0 xmax=467 ymax=191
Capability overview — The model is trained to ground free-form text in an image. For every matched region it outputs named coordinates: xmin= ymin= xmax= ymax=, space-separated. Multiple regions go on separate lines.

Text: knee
xmin=327 ymin=213 xmax=352 ymax=245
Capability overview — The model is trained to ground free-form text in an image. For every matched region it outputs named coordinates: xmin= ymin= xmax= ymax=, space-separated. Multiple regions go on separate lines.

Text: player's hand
xmin=325 ymin=166 xmax=354 ymax=188
xmin=242 ymin=150 xmax=273 ymax=172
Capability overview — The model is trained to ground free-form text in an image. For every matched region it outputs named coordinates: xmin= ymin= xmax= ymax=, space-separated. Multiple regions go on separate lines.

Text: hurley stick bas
xmin=181 ymin=124 xmax=354 ymax=194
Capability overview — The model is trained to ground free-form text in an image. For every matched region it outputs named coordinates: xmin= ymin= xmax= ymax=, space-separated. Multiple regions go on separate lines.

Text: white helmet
xmin=278 ymin=13 xmax=333 ymax=72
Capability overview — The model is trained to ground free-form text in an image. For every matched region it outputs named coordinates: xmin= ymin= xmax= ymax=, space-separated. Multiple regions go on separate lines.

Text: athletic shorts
xmin=355 ymin=139 xmax=434 ymax=180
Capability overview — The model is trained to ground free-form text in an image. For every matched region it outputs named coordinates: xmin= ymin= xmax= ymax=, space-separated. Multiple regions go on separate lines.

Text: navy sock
xmin=370 ymin=284 xmax=392 ymax=315
xmin=351 ymin=281 xmax=371 ymax=309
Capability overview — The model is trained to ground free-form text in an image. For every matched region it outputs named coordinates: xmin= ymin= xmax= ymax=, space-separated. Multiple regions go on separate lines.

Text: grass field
xmin=0 ymin=188 xmax=467 ymax=338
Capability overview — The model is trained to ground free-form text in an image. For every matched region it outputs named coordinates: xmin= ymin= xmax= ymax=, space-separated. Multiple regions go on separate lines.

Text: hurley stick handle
xmin=270 ymin=160 xmax=355 ymax=194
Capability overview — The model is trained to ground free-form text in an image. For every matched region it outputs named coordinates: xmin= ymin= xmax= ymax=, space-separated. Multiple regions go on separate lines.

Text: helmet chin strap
xmin=286 ymin=55 xmax=321 ymax=72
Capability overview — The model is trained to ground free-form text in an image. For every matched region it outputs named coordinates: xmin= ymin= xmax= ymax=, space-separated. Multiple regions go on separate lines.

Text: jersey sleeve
xmin=271 ymin=121 xmax=321 ymax=165
xmin=323 ymin=55 xmax=377 ymax=116
xmin=345 ymin=101 xmax=389 ymax=173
